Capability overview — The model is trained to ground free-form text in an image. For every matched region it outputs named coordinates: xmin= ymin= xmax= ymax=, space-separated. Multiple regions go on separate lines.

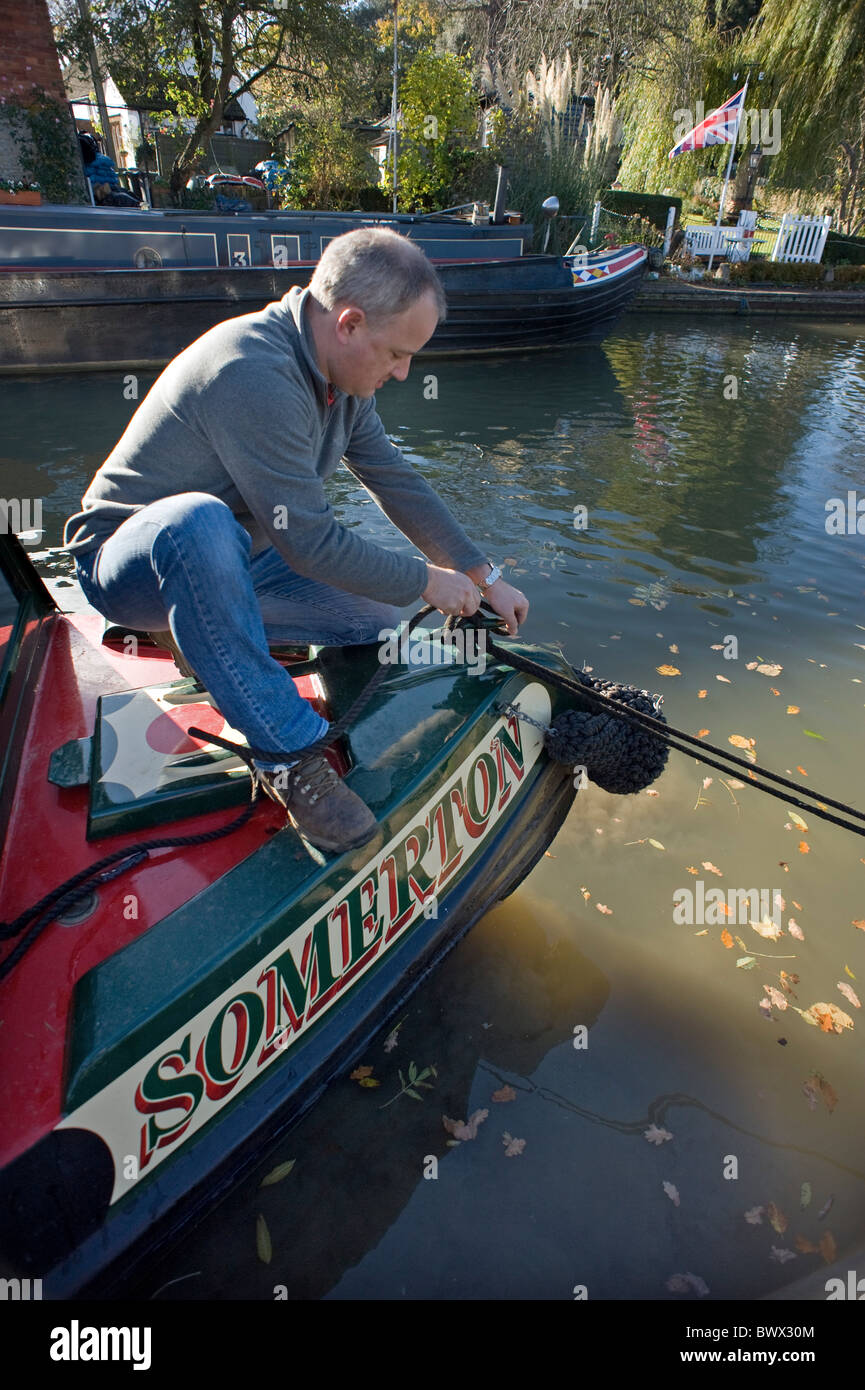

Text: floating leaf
xmin=350 ymin=1066 xmax=373 ymax=1080
xmin=802 ymin=1080 xmax=819 ymax=1110
xmin=502 ymin=1131 xmax=526 ymax=1157
xmin=803 ymin=729 xmax=825 ymax=740
xmin=845 ymin=964 xmax=856 ymax=979
xmin=806 ymin=1073 xmax=838 ymax=1113
xmin=804 ymin=1003 xmax=854 ymax=1033
xmin=656 ymin=664 xmax=681 ymax=677
xmin=800 ymin=1183 xmax=812 ymax=1210
xmin=697 ymin=689 xmax=707 ymax=699
xmin=492 ymin=1085 xmax=517 ymax=1103
xmin=744 ymin=1205 xmax=764 ymax=1225
xmin=720 ymin=929 xmax=734 ymax=949
xmin=770 ymin=1246 xmax=797 ymax=1264
xmin=663 ymin=1181 xmax=680 ymax=1206
xmin=819 ymin=1232 xmax=838 ymax=1264
xmin=596 ymin=903 xmax=613 ymax=915
xmin=669 ymin=644 xmax=679 ymax=654
xmin=764 ymin=984 xmax=788 ymax=1011
xmin=837 ymin=982 xmax=861 ymax=1009
xmin=795 ymin=1235 xmax=818 ymax=1253
xmin=696 ymin=728 xmax=709 ymax=738
xmin=752 ymin=917 xmax=783 ymax=941
xmin=757 ymin=663 xmax=783 ymax=677
xmin=256 ymin=1214 xmax=272 ymax=1265
xmin=260 ymin=1160 xmax=296 ymax=1187
xmin=716 ymin=675 xmax=731 ymax=683
xmin=798 ymin=841 xmax=810 ymax=855
xmin=686 ymin=865 xmax=699 ymax=875
xmin=787 ymin=706 xmax=800 ymax=715
xmin=796 ymin=766 xmax=808 ymax=776
xmin=648 ymin=838 xmax=665 ymax=851
xmin=853 ymin=920 xmax=865 ymax=933
xmin=787 ymin=918 xmax=804 ymax=940
xmin=644 ymin=1124 xmax=673 ymax=1145
xmin=737 ymin=956 xmax=757 ymax=969
xmin=790 ymin=813 xmax=808 ymax=832
xmin=729 ymin=734 xmax=756 ymax=750
xmin=702 ymin=861 xmax=723 ymax=877
xmin=442 ymin=1109 xmax=488 ymax=1141
xmin=359 ymin=1076 xmax=381 ymax=1088
xmin=767 ymin=1202 xmax=788 ymax=1235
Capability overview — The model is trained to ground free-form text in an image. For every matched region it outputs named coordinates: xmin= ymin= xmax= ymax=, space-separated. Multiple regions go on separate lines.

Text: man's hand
xmin=422 ymin=565 xmax=481 ymax=618
xmin=480 ymin=578 xmax=528 ymax=636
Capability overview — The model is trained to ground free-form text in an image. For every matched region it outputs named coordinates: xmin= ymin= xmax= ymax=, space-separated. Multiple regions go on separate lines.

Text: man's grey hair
xmin=309 ymin=227 xmax=447 ymax=326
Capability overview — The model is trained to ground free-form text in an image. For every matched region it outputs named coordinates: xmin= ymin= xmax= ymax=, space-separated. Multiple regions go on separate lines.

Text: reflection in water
xmin=5 ymin=315 xmax=865 ymax=1299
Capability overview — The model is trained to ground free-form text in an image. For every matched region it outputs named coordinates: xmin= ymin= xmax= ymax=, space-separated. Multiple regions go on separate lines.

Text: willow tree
xmin=745 ymin=0 xmax=865 ymax=231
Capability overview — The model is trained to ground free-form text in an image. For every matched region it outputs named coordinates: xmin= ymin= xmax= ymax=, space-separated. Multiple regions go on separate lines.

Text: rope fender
xmin=542 ymin=672 xmax=669 ymax=795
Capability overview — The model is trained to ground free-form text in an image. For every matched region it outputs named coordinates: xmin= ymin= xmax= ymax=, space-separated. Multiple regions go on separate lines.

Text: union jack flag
xmin=668 ymin=86 xmax=746 ymax=158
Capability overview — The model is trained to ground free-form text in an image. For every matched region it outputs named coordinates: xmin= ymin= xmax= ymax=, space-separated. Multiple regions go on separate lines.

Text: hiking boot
xmin=255 ymin=750 xmax=379 ymax=853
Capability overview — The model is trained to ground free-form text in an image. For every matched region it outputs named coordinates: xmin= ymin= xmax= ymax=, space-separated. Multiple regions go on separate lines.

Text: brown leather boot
xmin=256 ymin=750 xmax=379 ymax=853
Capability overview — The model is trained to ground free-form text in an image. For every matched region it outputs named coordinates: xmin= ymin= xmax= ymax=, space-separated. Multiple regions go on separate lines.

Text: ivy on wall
xmin=0 ymin=87 xmax=84 ymax=203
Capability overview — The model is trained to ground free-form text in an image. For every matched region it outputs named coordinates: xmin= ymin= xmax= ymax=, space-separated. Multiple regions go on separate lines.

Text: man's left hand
xmin=480 ymin=578 xmax=529 ymax=636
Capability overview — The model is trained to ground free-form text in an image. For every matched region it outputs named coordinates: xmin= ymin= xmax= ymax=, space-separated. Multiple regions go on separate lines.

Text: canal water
xmin=3 ymin=313 xmax=864 ymax=1301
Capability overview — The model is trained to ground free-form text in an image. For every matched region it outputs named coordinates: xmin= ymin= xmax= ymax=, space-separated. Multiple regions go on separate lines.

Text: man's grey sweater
xmin=63 ymin=286 xmax=488 ymax=605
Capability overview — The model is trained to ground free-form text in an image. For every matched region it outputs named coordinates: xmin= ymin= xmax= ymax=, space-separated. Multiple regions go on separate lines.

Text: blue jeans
xmin=72 ymin=492 xmax=402 ymax=768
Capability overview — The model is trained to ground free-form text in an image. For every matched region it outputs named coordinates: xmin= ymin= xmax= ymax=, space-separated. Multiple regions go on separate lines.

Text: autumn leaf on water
xmin=729 ymin=734 xmax=756 ymax=751
xmin=702 ymin=861 xmax=723 ymax=877
xmin=796 ymin=766 xmax=808 ymax=776
xmin=803 ymin=729 xmax=825 ymax=740
xmin=666 ymin=1272 xmax=709 ymax=1297
xmin=758 ymin=998 xmax=773 ymax=1021
xmin=720 ymin=929 xmax=734 ymax=949
xmin=663 ymin=1181 xmax=680 ymax=1206
xmin=686 ymin=865 xmax=699 ymax=875
xmin=844 ymin=964 xmax=856 ymax=979
xmin=648 ymin=838 xmax=665 ymax=851
xmin=744 ymin=1205 xmax=764 ymax=1225
xmin=804 ymin=1003 xmax=854 ymax=1034
xmin=787 ymin=919 xmax=804 ymax=940
xmin=716 ymin=675 xmax=732 ymax=683
xmin=800 ymin=1182 xmax=812 ymax=1210
xmin=798 ymin=841 xmax=810 ymax=855
xmin=491 ymin=1085 xmax=517 ymax=1103
xmin=756 ymin=663 xmax=783 ymax=677
xmin=644 ymin=1124 xmax=673 ymax=1145
xmin=502 ymin=1132 xmax=526 ymax=1157
xmin=770 ymin=1247 xmax=797 ymax=1264
xmin=350 ymin=1065 xmax=374 ymax=1080
xmin=669 ymin=644 xmax=679 ymax=654
xmin=737 ymin=956 xmax=757 ymax=970
xmin=767 ymin=1202 xmax=788 ymax=1235
xmin=787 ymin=706 xmax=800 ymax=715
xmin=837 ymin=982 xmax=861 ymax=1009
xmin=359 ymin=1076 xmax=381 ymax=1088
xmin=795 ymin=1235 xmax=818 ymax=1253
xmin=752 ymin=916 xmax=783 ymax=941
xmin=256 ymin=1214 xmax=272 ymax=1265
xmin=697 ymin=690 xmax=707 ymax=699
xmin=696 ymin=728 xmax=710 ymax=738
xmin=656 ymin=664 xmax=681 ymax=677
xmin=805 ymin=1073 xmax=838 ymax=1113
xmin=819 ymin=1232 xmax=838 ymax=1264
xmin=802 ymin=1079 xmax=819 ymax=1111
xmin=770 ymin=687 xmax=781 ymax=696
xmin=260 ymin=1160 xmax=296 ymax=1188
xmin=779 ymin=970 xmax=799 ymax=996
xmin=853 ymin=920 xmax=865 ymax=933
xmin=596 ymin=903 xmax=613 ymax=915
xmin=442 ymin=1109 xmax=489 ymax=1142
xmin=764 ymin=984 xmax=788 ymax=1011
xmin=789 ymin=812 xmax=808 ymax=832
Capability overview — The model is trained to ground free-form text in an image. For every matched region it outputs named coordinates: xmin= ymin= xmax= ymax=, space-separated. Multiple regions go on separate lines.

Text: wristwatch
xmin=477 ymin=563 xmax=502 ymax=594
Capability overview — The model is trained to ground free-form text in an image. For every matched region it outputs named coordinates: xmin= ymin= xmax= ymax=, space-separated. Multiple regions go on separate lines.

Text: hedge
xmin=598 ymin=189 xmax=682 ymax=232
xmin=728 ymin=261 xmax=865 ymax=287
xmin=823 ymin=231 xmax=865 ymax=267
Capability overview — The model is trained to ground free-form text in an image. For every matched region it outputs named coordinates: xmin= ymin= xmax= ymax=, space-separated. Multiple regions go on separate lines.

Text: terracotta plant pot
xmin=0 ymin=190 xmax=42 ymax=205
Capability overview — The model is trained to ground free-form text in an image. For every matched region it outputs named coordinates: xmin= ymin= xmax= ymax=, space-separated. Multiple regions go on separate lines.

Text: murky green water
xmin=4 ymin=313 xmax=864 ymax=1301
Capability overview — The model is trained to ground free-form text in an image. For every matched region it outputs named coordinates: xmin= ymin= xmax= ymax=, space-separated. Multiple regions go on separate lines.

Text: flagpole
xmin=709 ymin=72 xmax=750 ymax=272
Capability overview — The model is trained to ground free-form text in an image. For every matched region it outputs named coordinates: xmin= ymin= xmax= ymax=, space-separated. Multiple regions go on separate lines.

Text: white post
xmin=663 ymin=205 xmax=676 ymax=257
xmin=709 ymin=74 xmax=750 ymax=273
xmin=591 ymin=199 xmax=601 ymax=244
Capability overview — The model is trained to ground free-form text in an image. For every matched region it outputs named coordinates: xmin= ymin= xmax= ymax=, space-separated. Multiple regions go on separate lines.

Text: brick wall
xmin=0 ymin=0 xmax=87 ymax=199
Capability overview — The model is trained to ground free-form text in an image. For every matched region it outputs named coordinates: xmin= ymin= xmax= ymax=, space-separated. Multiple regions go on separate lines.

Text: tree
xmin=391 ymin=49 xmax=480 ymax=209
xmin=53 ymin=0 xmax=364 ymax=197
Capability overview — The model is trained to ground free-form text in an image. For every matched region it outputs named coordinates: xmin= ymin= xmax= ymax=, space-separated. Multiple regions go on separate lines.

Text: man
xmin=63 ymin=228 xmax=528 ymax=852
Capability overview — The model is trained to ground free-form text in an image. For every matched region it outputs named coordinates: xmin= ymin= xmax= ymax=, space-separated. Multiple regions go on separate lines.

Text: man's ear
xmin=335 ymin=305 xmax=365 ymax=341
